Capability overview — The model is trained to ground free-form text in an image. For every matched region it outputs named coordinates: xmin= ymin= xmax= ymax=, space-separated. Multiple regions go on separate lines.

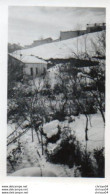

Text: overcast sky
xmin=8 ymin=6 xmax=105 ymax=46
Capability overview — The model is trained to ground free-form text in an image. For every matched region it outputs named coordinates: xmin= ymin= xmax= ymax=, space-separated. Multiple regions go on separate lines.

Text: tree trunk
xmin=99 ymin=108 xmax=105 ymax=124
xmin=41 ymin=133 xmax=44 ymax=155
xmin=31 ymin=128 xmax=34 ymax=142
xmin=36 ymin=131 xmax=41 ymax=143
xmin=85 ymin=114 xmax=89 ymax=141
xmin=40 ymin=127 xmax=44 ymax=155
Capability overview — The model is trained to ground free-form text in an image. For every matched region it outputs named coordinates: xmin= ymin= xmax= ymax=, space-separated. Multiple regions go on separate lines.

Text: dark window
xmin=43 ymin=68 xmax=46 ymax=74
xmin=30 ymin=68 xmax=33 ymax=76
xmin=36 ymin=68 xmax=38 ymax=75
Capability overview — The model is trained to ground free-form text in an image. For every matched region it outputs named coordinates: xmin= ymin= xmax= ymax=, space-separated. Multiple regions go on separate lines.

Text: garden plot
xmin=7 ymin=112 xmax=104 ymax=177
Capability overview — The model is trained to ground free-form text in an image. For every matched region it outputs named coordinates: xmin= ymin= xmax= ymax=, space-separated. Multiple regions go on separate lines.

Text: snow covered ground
xmin=7 ymin=113 xmax=104 ymax=177
xmin=69 ymin=113 xmax=104 ymax=151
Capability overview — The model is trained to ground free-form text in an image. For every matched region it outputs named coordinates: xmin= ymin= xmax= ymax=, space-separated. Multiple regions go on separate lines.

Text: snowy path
xmin=18 ymin=130 xmax=76 ymax=177
xmin=8 ymin=129 xmax=76 ymax=177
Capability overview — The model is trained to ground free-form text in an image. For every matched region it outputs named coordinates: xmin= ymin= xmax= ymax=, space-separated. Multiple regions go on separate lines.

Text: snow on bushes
xmin=45 ymin=123 xmax=105 ymax=177
xmin=43 ymin=120 xmax=60 ymax=139
xmin=7 ymin=112 xmax=104 ymax=177
xmin=7 ymin=141 xmax=24 ymax=172
xmin=46 ymin=126 xmax=79 ymax=167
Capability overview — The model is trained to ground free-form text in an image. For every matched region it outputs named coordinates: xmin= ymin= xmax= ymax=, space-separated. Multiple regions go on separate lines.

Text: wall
xmin=86 ymin=23 xmax=106 ymax=33
xmin=24 ymin=63 xmax=47 ymax=77
xmin=24 ymin=38 xmax=53 ymax=49
xmin=32 ymin=38 xmax=53 ymax=47
xmin=60 ymin=30 xmax=86 ymax=40
xmin=8 ymin=54 xmax=23 ymax=67
xmin=60 ymin=31 xmax=79 ymax=40
xmin=60 ymin=23 xmax=105 ymax=41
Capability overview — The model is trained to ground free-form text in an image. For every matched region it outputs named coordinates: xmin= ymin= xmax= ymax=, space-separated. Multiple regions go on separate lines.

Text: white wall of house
xmin=23 ymin=63 xmax=47 ymax=76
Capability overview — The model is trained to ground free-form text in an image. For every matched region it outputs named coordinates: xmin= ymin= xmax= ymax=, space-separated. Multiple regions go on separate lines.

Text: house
xmin=8 ymin=54 xmax=47 ymax=77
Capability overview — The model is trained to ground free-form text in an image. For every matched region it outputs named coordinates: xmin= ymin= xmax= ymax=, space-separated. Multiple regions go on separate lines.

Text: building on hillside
xmin=32 ymin=38 xmax=53 ymax=47
xmin=8 ymin=54 xmax=47 ymax=77
xmin=86 ymin=23 xmax=106 ymax=33
xmin=25 ymin=38 xmax=53 ymax=49
xmin=60 ymin=30 xmax=86 ymax=41
xmin=60 ymin=23 xmax=106 ymax=41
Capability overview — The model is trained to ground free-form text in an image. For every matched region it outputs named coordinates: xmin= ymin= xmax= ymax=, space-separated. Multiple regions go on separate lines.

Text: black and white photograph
xmin=7 ymin=6 xmax=105 ymax=177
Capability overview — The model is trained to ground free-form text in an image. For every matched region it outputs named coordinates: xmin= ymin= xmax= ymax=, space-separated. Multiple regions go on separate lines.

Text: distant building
xmin=32 ymin=38 xmax=53 ymax=47
xmin=60 ymin=30 xmax=86 ymax=40
xmin=8 ymin=43 xmax=23 ymax=53
xmin=25 ymin=38 xmax=53 ymax=49
xmin=8 ymin=54 xmax=47 ymax=77
xmin=60 ymin=23 xmax=106 ymax=41
xmin=86 ymin=23 xmax=106 ymax=33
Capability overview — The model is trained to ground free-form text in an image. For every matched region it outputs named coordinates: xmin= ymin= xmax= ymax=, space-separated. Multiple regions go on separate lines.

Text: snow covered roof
xmin=9 ymin=54 xmax=47 ymax=64
xmin=12 ymin=31 xmax=105 ymax=61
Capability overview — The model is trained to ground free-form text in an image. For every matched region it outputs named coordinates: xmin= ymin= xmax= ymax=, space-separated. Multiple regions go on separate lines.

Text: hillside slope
xmin=12 ymin=31 xmax=104 ymax=60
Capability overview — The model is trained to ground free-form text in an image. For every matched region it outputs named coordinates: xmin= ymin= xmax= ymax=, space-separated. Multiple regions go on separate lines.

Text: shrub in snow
xmin=93 ymin=147 xmax=105 ymax=177
xmin=73 ymin=147 xmax=104 ymax=177
xmin=65 ymin=116 xmax=70 ymax=121
xmin=65 ymin=115 xmax=75 ymax=123
xmin=47 ymin=137 xmax=99 ymax=176
xmin=46 ymin=142 xmax=60 ymax=155
xmin=77 ymin=150 xmax=96 ymax=177
xmin=46 ymin=127 xmax=80 ymax=168
xmin=52 ymin=110 xmax=67 ymax=121
xmin=73 ymin=146 xmax=104 ymax=177
xmin=42 ymin=120 xmax=61 ymax=145
xmin=7 ymin=141 xmax=23 ymax=172
xmin=40 ymin=89 xmax=52 ymax=96
xmin=46 ymin=129 xmax=61 ymax=144
xmin=43 ymin=120 xmax=60 ymax=139
xmin=46 ymin=126 xmax=104 ymax=177
xmin=53 ymin=84 xmax=63 ymax=95
xmin=79 ymin=95 xmax=97 ymax=115
xmin=82 ymin=102 xmax=97 ymax=114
